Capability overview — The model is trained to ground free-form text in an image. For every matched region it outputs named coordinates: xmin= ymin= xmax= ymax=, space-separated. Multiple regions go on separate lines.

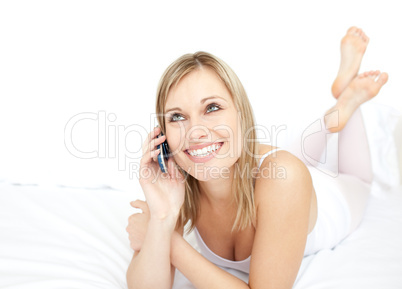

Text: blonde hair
xmin=155 ymin=51 xmax=259 ymax=233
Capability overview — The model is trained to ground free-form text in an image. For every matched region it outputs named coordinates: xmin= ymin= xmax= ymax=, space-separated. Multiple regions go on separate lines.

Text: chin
xmin=174 ymin=144 xmax=241 ymax=181
xmin=188 ymin=160 xmax=239 ymax=182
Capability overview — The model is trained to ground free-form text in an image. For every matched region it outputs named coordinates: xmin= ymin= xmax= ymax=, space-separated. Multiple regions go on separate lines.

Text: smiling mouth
xmin=185 ymin=142 xmax=223 ymax=158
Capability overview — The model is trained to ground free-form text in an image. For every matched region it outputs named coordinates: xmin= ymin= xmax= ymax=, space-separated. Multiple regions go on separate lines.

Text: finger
xmin=141 ymin=126 xmax=161 ymax=154
xmin=142 ymin=127 xmax=165 ymax=154
xmin=141 ymin=135 xmax=166 ymax=166
xmin=144 ymin=126 xmax=161 ymax=149
xmin=143 ymin=135 xmax=166 ymax=157
xmin=142 ymin=134 xmax=166 ymax=154
xmin=147 ymin=136 xmax=166 ymax=154
xmin=130 ymin=200 xmax=149 ymax=213
xmin=151 ymin=148 xmax=161 ymax=162
xmin=130 ymin=199 xmax=145 ymax=210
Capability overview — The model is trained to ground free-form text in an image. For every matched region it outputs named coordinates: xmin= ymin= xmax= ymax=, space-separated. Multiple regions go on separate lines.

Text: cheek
xmin=165 ymin=126 xmax=188 ymax=167
xmin=166 ymin=129 xmax=181 ymax=155
xmin=225 ymin=110 xmax=242 ymax=145
xmin=217 ymin=112 xmax=242 ymax=159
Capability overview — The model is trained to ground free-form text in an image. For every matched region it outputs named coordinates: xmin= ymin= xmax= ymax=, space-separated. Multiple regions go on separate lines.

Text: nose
xmin=186 ymin=121 xmax=212 ymax=142
xmin=187 ymin=126 xmax=210 ymax=141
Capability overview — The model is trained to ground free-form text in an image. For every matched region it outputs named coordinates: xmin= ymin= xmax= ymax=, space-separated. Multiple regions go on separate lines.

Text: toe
xmin=376 ymin=72 xmax=389 ymax=86
xmin=372 ymin=70 xmax=380 ymax=79
xmin=362 ymin=32 xmax=369 ymax=42
xmin=348 ymin=26 xmax=358 ymax=34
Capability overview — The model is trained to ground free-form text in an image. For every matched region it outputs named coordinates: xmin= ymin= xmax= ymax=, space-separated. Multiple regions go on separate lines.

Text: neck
xmin=197 ymin=165 xmax=236 ymax=211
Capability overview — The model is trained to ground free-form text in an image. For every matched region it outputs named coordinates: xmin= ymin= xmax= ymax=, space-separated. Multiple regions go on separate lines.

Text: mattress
xmin=0 ymin=179 xmax=401 ymax=288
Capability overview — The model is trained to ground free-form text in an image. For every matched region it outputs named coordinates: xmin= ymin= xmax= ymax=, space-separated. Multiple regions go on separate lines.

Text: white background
xmin=0 ymin=0 xmax=401 ymax=193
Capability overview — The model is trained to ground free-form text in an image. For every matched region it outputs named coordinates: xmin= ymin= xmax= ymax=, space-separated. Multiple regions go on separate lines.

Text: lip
xmin=184 ymin=142 xmax=224 ymax=163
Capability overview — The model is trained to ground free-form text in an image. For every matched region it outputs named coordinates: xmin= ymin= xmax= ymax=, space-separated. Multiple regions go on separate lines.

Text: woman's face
xmin=164 ymin=67 xmax=242 ymax=181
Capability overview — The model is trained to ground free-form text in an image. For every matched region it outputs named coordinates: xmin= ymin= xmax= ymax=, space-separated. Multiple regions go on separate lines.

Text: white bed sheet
xmin=0 ymin=182 xmax=134 ymax=289
xmin=173 ymin=183 xmax=402 ymax=289
xmin=0 ymin=179 xmax=401 ymax=288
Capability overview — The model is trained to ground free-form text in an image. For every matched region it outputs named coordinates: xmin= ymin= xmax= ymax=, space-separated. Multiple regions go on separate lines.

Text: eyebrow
xmin=165 ymin=95 xmax=227 ymax=114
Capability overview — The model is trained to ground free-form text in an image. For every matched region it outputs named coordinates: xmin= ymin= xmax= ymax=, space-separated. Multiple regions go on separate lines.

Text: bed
xmin=0 ymin=102 xmax=401 ymax=288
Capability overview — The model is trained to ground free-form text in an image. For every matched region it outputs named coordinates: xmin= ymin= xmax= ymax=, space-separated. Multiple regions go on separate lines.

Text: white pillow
xmin=360 ymin=102 xmax=401 ymax=188
xmin=272 ymin=102 xmax=401 ymax=190
xmin=393 ymin=115 xmax=402 ymax=185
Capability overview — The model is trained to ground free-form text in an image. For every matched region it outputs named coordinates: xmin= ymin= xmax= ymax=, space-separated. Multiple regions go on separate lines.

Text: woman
xmin=126 ymin=27 xmax=388 ymax=289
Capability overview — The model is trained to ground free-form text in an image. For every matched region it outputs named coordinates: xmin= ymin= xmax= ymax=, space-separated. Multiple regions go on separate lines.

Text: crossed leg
xmin=287 ymin=27 xmax=388 ymax=236
xmin=290 ymin=70 xmax=388 ymax=183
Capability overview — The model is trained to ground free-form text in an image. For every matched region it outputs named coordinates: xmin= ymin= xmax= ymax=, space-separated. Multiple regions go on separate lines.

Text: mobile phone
xmin=157 ymin=132 xmax=170 ymax=173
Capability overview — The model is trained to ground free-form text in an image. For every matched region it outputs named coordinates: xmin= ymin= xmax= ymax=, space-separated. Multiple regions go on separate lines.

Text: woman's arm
xmin=170 ymin=231 xmax=250 ymax=289
xmin=126 ymin=200 xmax=184 ymax=289
xmin=126 ymin=125 xmax=185 ymax=289
xmin=249 ymin=151 xmax=313 ymax=289
xmin=170 ymin=151 xmax=312 ymax=289
xmin=127 ymin=215 xmax=176 ymax=289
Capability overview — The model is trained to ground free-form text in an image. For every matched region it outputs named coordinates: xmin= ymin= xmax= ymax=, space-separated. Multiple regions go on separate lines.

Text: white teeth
xmin=187 ymin=143 xmax=222 ymax=157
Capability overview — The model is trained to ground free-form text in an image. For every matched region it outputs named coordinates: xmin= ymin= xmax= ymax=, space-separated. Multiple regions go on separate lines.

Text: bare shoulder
xmin=257 ymin=143 xmax=278 ymax=158
xmin=254 ymin=145 xmax=313 ymax=214
xmin=250 ymin=147 xmax=314 ymax=288
xmin=258 ymin=143 xmax=308 ymax=175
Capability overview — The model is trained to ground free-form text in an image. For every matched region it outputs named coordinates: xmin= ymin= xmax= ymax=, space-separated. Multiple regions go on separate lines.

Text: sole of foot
xmin=331 ymin=26 xmax=370 ymax=99
xmin=326 ymin=70 xmax=389 ymax=133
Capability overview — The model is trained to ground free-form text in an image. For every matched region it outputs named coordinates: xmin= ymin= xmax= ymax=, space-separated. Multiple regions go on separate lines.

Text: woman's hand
xmin=139 ymin=126 xmax=185 ymax=223
xmin=126 ymin=200 xmax=150 ymax=251
xmin=126 ymin=200 xmax=184 ymax=251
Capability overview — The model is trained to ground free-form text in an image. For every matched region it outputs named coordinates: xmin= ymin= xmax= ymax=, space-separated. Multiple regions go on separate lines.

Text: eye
xmin=206 ymin=103 xmax=221 ymax=113
xmin=169 ymin=113 xmax=184 ymax=122
xmin=167 ymin=103 xmax=222 ymax=123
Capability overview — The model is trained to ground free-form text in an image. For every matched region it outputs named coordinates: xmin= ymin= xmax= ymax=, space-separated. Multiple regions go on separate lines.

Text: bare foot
xmin=325 ymin=70 xmax=389 ymax=132
xmin=331 ymin=27 xmax=370 ymax=99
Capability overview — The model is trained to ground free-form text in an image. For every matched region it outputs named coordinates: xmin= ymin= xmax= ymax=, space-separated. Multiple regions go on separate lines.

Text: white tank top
xmin=193 ymin=148 xmax=318 ymax=274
